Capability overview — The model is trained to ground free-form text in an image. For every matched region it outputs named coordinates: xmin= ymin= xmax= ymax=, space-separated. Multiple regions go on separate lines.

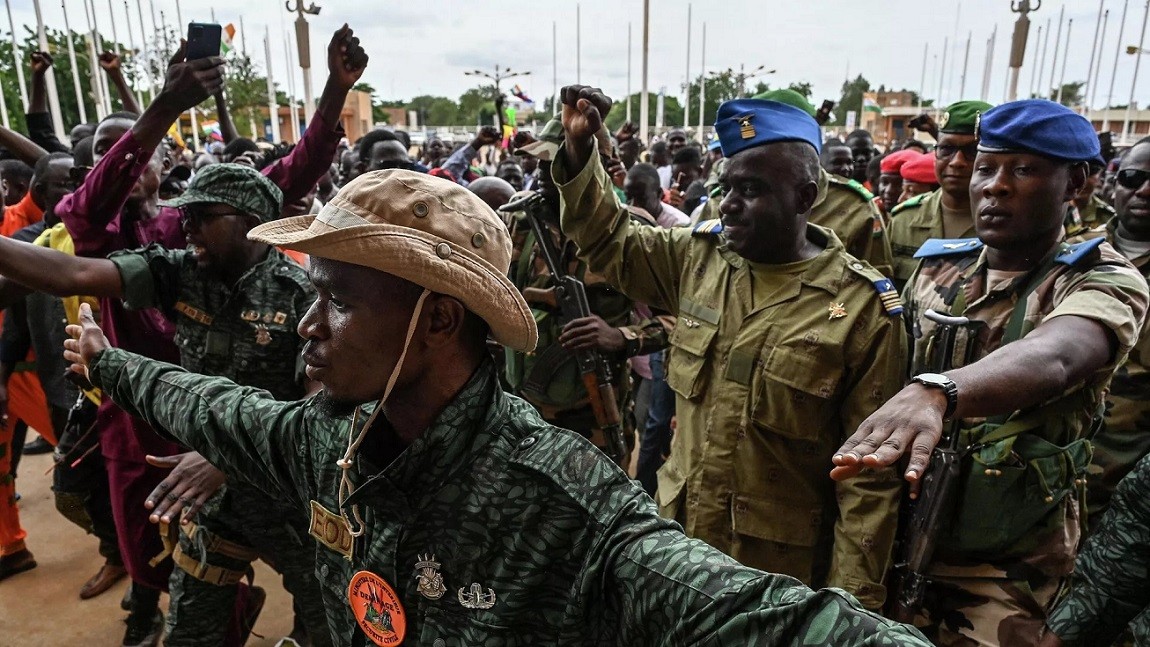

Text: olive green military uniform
xmin=555 ymin=149 xmax=907 ymax=611
xmin=109 ymin=244 xmax=329 ymax=646
xmin=811 ymin=168 xmax=894 ymax=277
xmin=503 ymin=205 xmax=670 ymax=458
xmin=1064 ymin=194 xmax=1118 ymax=239
xmin=88 ymin=347 xmax=933 ymax=647
xmin=1069 ymin=220 xmax=1150 ymax=531
xmin=888 ymin=190 xmax=976 ymax=291
xmin=903 ymin=236 xmax=1149 ymax=646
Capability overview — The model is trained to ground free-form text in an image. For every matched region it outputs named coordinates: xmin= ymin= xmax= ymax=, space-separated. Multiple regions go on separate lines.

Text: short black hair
xmin=845 ymin=129 xmax=872 ymax=142
xmin=355 ymin=129 xmax=401 ymax=159
xmin=33 ymin=152 xmax=72 ymax=179
xmin=627 ymin=162 xmax=661 ymax=188
xmin=672 ymin=146 xmax=702 ymax=167
xmin=0 ymin=159 xmax=34 ymax=184
xmin=392 ymin=130 xmax=411 ymax=149
xmin=98 ymin=110 xmax=140 ymax=125
xmin=72 ymin=136 xmax=95 ymax=167
xmin=650 ymin=141 xmax=667 ymax=154
xmin=222 ymin=138 xmax=260 ymax=158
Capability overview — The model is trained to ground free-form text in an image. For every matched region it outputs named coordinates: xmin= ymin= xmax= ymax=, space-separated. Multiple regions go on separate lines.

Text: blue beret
xmin=715 ymin=99 xmax=822 ymax=158
xmin=707 ymin=139 xmax=723 ymax=153
xmin=977 ymin=99 xmax=1102 ymax=164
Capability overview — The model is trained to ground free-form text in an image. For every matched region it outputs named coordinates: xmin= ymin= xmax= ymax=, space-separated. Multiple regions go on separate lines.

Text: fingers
xmin=78 ymin=302 xmax=95 ymax=324
xmin=181 ymin=490 xmax=214 ymax=523
xmin=146 ymin=473 xmax=191 ymax=523
xmin=168 ymin=40 xmax=187 ymax=67
xmin=145 ymin=454 xmax=181 ymax=469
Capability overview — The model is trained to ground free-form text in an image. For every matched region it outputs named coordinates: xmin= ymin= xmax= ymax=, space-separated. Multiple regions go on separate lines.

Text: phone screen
xmin=186 ymin=22 xmax=222 ymax=60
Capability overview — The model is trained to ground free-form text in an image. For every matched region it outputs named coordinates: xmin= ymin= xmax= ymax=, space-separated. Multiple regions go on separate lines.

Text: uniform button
xmin=436 ymin=242 xmax=452 ymax=259
xmin=124 ymin=152 xmax=135 ymax=161
xmin=471 ymin=231 xmax=486 ymax=248
xmin=433 ymin=640 xmax=446 ymax=647
xmin=851 ymin=262 xmax=864 ymax=270
xmin=413 ymin=201 xmax=429 ymax=218
xmin=518 ymin=436 xmax=537 ymax=449
xmin=319 ymin=563 xmax=329 ymax=578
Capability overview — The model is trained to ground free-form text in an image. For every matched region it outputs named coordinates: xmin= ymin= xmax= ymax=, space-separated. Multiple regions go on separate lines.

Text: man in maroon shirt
xmin=55 ymin=26 xmax=366 ymax=646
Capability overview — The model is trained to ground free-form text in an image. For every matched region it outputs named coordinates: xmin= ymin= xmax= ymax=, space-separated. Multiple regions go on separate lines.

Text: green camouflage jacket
xmin=89 ymin=349 xmax=931 ymax=647
xmin=109 ymin=244 xmax=314 ymax=400
xmin=1045 ymin=454 xmax=1150 ymax=645
xmin=555 ymin=148 xmax=907 ymax=611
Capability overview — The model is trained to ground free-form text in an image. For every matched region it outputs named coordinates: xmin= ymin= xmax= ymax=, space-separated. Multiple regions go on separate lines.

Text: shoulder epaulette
xmin=1055 ymin=237 xmax=1105 ymax=266
xmin=826 ymin=174 xmax=875 ymax=201
xmin=692 ymin=219 xmax=723 ymax=236
xmin=845 ymin=260 xmax=903 ymax=316
xmin=913 ymin=237 xmax=984 ymax=259
xmin=890 ymin=192 xmax=927 ymax=215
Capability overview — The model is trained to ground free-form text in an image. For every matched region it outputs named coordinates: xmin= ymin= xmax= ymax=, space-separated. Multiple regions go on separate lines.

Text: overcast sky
xmin=6 ymin=0 xmax=1150 ymax=117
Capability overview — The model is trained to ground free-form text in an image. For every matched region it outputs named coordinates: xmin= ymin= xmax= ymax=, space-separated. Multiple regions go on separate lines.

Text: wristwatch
xmin=910 ymin=373 xmax=959 ymax=420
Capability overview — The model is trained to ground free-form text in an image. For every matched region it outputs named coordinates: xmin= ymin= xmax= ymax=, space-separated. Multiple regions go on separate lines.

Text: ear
xmin=1064 ymin=162 xmax=1088 ymax=203
xmin=796 ymin=180 xmax=820 ymax=215
xmin=422 ymin=294 xmax=467 ymax=349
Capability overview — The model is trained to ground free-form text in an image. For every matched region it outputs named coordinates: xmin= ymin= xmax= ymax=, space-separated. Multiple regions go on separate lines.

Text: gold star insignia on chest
xmin=254 ymin=324 xmax=272 ymax=346
xmin=828 ymin=302 xmax=848 ymax=319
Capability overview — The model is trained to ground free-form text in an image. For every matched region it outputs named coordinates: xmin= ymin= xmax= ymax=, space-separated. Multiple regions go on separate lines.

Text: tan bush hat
xmin=248 ymin=170 xmax=537 ymax=351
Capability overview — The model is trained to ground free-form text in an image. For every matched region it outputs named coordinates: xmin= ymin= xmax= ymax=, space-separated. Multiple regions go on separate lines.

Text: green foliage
xmin=406 ymin=95 xmax=459 ymax=126
xmin=834 ymin=74 xmax=872 ymax=126
xmin=1049 ymin=81 xmax=1085 ymax=107
xmin=602 ymin=93 xmax=684 ymax=132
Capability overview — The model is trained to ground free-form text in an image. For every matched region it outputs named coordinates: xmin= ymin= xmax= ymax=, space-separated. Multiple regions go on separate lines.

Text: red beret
xmin=880 ymin=149 xmax=920 ymax=174
xmin=900 ymin=153 xmax=938 ymax=184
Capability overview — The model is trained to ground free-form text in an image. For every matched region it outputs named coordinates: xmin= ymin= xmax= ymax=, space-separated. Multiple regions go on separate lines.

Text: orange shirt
xmin=0 ymin=192 xmax=44 ymax=238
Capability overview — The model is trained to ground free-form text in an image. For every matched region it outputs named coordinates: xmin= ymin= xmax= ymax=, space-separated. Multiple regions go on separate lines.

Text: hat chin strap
xmin=337 ymin=288 xmax=431 ymax=537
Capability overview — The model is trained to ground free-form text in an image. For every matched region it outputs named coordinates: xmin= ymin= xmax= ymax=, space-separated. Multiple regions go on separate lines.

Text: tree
xmin=834 ymin=74 xmax=872 ymax=127
xmin=602 ymin=93 xmax=684 ymax=132
xmin=457 ymin=86 xmax=499 ymax=126
xmin=1049 ymin=81 xmax=1085 ymax=107
xmin=405 ymin=95 xmax=459 ymax=126
xmin=787 ymin=82 xmax=813 ymax=99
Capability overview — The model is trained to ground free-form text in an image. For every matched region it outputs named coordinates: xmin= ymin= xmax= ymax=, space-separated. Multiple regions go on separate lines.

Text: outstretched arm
xmin=0 ymin=125 xmax=49 ymax=167
xmin=0 ymin=235 xmax=123 ymax=299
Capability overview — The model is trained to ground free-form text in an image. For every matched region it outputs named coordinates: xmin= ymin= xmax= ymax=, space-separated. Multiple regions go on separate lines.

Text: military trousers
xmin=165 ymin=481 xmax=331 ymax=647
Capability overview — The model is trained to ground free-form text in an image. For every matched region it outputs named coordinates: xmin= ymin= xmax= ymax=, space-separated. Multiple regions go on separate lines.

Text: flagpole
xmin=81 ymin=0 xmax=105 ymax=119
xmin=1122 ymin=0 xmax=1150 ymax=143
xmin=1048 ymin=5 xmax=1065 ymax=95
xmin=1028 ymin=24 xmax=1043 ymax=98
xmin=684 ymin=4 xmax=690 ymax=130
xmin=5 ymin=0 xmax=29 ymax=111
xmin=960 ymin=31 xmax=971 ymax=98
xmin=918 ymin=42 xmax=928 ymax=110
xmin=1085 ymin=0 xmax=1106 ymax=111
xmin=283 ymin=29 xmax=300 ymax=143
xmin=173 ymin=0 xmax=200 ymax=151
xmin=89 ymin=0 xmax=112 ymax=114
xmin=1105 ymin=0 xmax=1130 ymax=131
xmin=242 ymin=16 xmax=257 ymax=138
xmin=62 ymin=0 xmax=88 ymax=124
xmin=0 ymin=61 xmax=9 ymax=127
xmin=1090 ymin=10 xmax=1111 ymax=112
xmin=137 ymin=0 xmax=155 ymax=100
xmin=576 ymin=3 xmax=581 ymax=84
xmin=697 ymin=22 xmax=705 ymax=144
xmin=981 ymin=26 xmax=996 ymax=102
xmin=264 ymin=25 xmax=276 ymax=142
xmin=937 ymin=36 xmax=948 ymax=105
xmin=625 ymin=22 xmax=631 ymax=123
xmin=1056 ymin=19 xmax=1073 ymax=104
xmin=1036 ymin=18 xmax=1051 ymax=97
xmin=122 ymin=0 xmax=143 ymax=109
xmin=32 ymin=0 xmax=67 ymax=139
xmin=551 ymin=21 xmax=557 ymax=116
xmin=639 ymin=0 xmax=649 ymax=143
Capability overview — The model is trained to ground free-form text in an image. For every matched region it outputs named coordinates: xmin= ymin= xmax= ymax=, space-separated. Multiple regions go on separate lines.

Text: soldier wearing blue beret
xmin=833 ymin=100 xmax=1150 ymax=645
xmin=555 ymin=85 xmax=908 ymax=611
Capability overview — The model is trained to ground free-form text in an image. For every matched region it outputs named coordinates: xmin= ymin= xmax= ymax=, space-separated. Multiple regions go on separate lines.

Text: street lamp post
xmin=285 ymin=0 xmax=321 ymax=126
xmin=709 ymin=64 xmax=775 ymax=99
xmin=1007 ymin=0 xmax=1040 ymax=102
xmin=464 ymin=66 xmax=530 ymax=134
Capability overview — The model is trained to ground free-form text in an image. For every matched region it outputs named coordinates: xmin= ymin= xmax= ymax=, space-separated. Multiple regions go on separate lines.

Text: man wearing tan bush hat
xmin=62 ymin=170 xmax=929 ymax=646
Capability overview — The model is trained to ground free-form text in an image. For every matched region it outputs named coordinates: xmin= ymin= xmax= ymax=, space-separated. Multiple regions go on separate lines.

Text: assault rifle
xmin=891 ymin=309 xmax=980 ymax=622
xmin=499 ymin=193 xmax=627 ymax=464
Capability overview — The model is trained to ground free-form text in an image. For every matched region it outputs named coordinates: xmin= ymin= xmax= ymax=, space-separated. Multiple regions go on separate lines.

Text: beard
xmin=312 ymin=389 xmax=362 ymax=418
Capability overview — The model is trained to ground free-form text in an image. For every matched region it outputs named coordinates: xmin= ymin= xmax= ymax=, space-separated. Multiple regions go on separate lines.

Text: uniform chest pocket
xmin=751 ymin=347 xmax=842 ymax=440
xmin=418 ymin=607 xmax=540 ymax=646
xmin=665 ymin=322 xmax=717 ymax=400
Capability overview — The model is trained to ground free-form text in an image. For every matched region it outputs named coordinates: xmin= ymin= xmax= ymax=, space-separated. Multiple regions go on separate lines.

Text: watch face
xmin=915 ymin=373 xmax=950 ymax=387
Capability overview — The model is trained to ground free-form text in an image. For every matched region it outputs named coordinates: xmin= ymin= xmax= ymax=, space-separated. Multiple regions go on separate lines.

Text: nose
xmin=981 ymin=167 xmax=1011 ymax=199
xmin=1136 ymin=177 xmax=1150 ymax=198
xmin=719 ymin=189 xmax=739 ymax=217
xmin=297 ymin=297 xmax=327 ymax=341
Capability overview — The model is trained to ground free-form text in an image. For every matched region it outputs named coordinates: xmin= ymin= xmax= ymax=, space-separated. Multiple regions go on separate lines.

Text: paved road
xmin=0 ymin=448 xmax=296 ymax=646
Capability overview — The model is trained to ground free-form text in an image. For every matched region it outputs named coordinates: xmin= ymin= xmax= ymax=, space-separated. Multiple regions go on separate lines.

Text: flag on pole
xmin=862 ymin=96 xmax=883 ymax=114
xmin=511 ymin=84 xmax=533 ymax=104
xmin=221 ymin=23 xmax=236 ymax=55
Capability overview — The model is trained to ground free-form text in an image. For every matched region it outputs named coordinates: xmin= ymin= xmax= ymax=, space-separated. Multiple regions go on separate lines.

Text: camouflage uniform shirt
xmin=89 ymin=349 xmax=932 ymax=646
xmin=555 ymin=149 xmax=907 ymax=610
xmin=1045 ymin=453 xmax=1150 ymax=646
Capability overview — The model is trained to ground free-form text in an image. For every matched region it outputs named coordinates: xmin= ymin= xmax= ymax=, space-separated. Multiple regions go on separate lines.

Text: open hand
xmin=144 ymin=452 xmax=226 ymax=524
xmin=63 ymin=303 xmax=110 ymax=383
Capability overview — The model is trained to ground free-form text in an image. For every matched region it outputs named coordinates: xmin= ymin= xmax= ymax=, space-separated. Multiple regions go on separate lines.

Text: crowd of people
xmin=0 ymin=14 xmax=1148 ymax=647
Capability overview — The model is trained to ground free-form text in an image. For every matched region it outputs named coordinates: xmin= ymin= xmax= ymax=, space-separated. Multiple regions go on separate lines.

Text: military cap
xmin=977 ymin=99 xmax=1103 ymax=164
xmin=250 ymin=170 xmax=537 ymax=352
xmin=707 ymin=139 xmax=723 ymax=153
xmin=938 ymin=100 xmax=993 ymax=135
xmin=752 ymin=88 xmax=817 ymax=117
xmin=161 ymin=163 xmax=284 ymax=223
xmin=880 ymin=149 xmax=920 ymax=174
xmin=715 ymin=99 xmax=822 ymax=158
xmin=516 ymin=118 xmax=564 ymax=162
xmin=899 ymin=152 xmax=937 ymax=184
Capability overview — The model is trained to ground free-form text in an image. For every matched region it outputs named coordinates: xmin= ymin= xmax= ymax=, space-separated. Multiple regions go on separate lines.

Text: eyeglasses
xmin=179 ymin=209 xmax=244 ymax=229
xmin=935 ymin=142 xmax=979 ymax=160
xmin=1117 ymin=168 xmax=1150 ymax=190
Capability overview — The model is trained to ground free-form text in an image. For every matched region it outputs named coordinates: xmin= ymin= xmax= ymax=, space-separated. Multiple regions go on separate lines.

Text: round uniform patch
xmin=348 ymin=570 xmax=407 ymax=646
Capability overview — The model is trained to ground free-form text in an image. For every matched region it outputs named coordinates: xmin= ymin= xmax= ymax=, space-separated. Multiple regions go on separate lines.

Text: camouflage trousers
xmin=164 ymin=481 xmax=331 ymax=647
xmin=911 ymin=572 xmax=1062 ymax=646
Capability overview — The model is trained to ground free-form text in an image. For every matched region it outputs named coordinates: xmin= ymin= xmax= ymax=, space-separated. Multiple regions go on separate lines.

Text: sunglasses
xmin=935 ymin=143 xmax=979 ymax=160
xmin=1117 ymin=168 xmax=1150 ymax=190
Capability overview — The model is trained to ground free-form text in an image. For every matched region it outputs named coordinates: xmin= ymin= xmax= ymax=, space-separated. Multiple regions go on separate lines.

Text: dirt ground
xmin=0 ymin=447 xmax=295 ymax=647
